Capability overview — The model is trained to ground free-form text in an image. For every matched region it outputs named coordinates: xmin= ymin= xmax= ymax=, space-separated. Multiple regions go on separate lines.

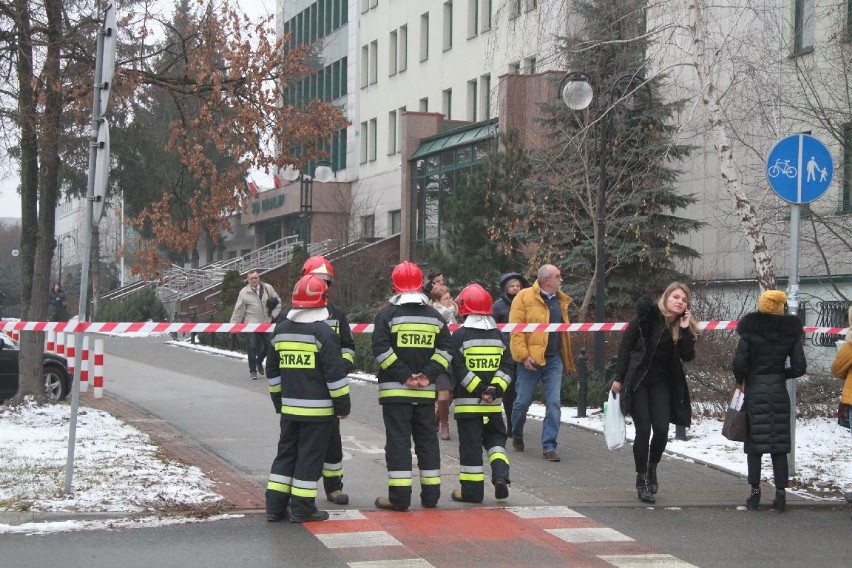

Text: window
xmin=361 ymin=0 xmax=369 ymax=14
xmin=524 ymin=56 xmax=537 ymax=74
xmin=442 ymin=88 xmax=452 ymax=119
xmin=481 ymin=0 xmax=492 ymax=31
xmin=508 ymin=61 xmax=520 ymax=74
xmin=479 ymin=74 xmax=491 ymax=118
xmin=467 ymin=79 xmax=477 ymax=121
xmin=419 ymin=97 xmax=429 ymax=112
xmin=843 ymin=123 xmax=852 ymax=213
xmin=793 ymin=0 xmax=815 ymax=54
xmin=360 ymin=45 xmax=369 ymax=88
xmin=360 ymin=121 xmax=369 ymax=163
xmin=370 ymin=0 xmax=378 ymax=9
xmin=443 ymin=2 xmax=453 ymax=51
xmin=369 ymin=40 xmax=378 ymax=84
xmin=389 ymin=210 xmax=402 ymax=235
xmin=527 ymin=0 xmax=537 ymax=9
xmin=399 ymin=25 xmax=408 ymax=72
xmin=389 ymin=30 xmax=398 ymax=75
xmin=361 ymin=214 xmax=376 ymax=238
xmin=511 ymin=0 xmax=522 ymax=18
xmin=368 ymin=118 xmax=377 ymax=161
xmin=420 ymin=13 xmax=430 ymax=61
xmin=388 ymin=110 xmax=397 ymax=154
xmin=468 ymin=0 xmax=478 ymax=38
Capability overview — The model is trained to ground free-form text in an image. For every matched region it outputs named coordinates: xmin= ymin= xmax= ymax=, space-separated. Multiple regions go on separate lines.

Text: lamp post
xmin=282 ymin=160 xmax=336 ymax=247
xmin=560 ymin=70 xmax=647 ymax=378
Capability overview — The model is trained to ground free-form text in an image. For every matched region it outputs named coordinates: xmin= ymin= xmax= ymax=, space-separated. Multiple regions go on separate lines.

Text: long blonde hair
xmin=657 ymin=281 xmax=700 ymax=342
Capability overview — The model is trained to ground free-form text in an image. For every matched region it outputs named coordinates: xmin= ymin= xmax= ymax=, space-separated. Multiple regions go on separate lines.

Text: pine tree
xmin=530 ymin=0 xmax=702 ymax=315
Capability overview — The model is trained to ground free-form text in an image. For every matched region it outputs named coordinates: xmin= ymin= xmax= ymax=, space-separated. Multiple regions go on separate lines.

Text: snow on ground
xmin=1 ymin=338 xmax=848 ymax=535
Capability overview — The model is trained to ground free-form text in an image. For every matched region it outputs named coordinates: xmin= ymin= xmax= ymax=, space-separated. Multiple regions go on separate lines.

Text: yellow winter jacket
xmin=509 ymin=281 xmax=575 ymax=373
xmin=830 ymin=339 xmax=852 ymax=405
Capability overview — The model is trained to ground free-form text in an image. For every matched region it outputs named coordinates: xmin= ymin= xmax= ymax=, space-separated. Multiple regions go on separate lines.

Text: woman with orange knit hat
xmin=732 ymin=289 xmax=806 ymax=513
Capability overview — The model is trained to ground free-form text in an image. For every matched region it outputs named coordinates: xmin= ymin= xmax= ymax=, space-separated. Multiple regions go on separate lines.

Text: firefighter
xmin=265 ymin=274 xmax=351 ymax=523
xmin=372 ymin=261 xmax=454 ymax=511
xmin=449 ymin=283 xmax=513 ymax=503
xmin=300 ymin=255 xmax=355 ymax=505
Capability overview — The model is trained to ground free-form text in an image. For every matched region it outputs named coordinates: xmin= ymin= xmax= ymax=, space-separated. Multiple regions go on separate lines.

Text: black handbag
xmin=722 ymin=387 xmax=747 ymax=442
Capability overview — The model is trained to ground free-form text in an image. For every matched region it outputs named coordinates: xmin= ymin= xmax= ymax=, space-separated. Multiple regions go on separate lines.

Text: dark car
xmin=0 ymin=332 xmax=71 ymax=403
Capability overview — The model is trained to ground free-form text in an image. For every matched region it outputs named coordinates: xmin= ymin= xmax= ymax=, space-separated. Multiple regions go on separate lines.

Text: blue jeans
xmin=511 ymin=354 xmax=564 ymax=453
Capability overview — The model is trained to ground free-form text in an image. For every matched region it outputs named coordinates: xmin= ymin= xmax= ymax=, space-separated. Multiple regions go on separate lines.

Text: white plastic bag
xmin=603 ymin=391 xmax=626 ymax=450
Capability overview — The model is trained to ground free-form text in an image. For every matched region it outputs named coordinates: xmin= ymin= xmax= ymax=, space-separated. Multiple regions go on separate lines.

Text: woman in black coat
xmin=732 ymin=289 xmax=806 ymax=513
xmin=611 ymin=282 xmax=698 ymax=504
xmin=491 ymin=272 xmax=529 ymax=434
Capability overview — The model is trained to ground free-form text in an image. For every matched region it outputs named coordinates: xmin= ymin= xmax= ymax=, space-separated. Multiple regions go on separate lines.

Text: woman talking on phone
xmin=610 ymin=282 xmax=699 ymax=503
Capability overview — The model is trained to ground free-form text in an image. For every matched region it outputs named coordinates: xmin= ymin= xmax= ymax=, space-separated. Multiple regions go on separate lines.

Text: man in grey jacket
xmin=230 ymin=269 xmax=282 ymax=379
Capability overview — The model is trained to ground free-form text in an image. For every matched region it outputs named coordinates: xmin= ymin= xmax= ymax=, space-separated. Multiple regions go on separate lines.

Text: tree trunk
xmin=16 ymin=0 xmax=64 ymax=401
xmin=683 ymin=0 xmax=776 ymax=291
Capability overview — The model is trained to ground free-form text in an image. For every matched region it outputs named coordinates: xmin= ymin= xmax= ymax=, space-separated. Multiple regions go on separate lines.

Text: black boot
xmin=772 ymin=489 xmax=786 ymax=513
xmin=746 ymin=486 xmax=761 ymax=511
xmin=636 ymin=474 xmax=655 ymax=504
xmin=646 ymin=462 xmax=659 ymax=494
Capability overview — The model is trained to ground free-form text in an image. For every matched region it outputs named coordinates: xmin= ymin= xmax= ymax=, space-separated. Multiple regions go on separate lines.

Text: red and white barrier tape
xmin=1 ymin=319 xmax=848 ymax=335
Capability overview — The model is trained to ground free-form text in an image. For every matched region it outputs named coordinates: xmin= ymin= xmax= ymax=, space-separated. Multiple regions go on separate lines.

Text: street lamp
xmin=55 ymin=234 xmax=77 ymax=288
xmin=560 ymin=70 xmax=648 ymax=378
xmin=281 ymin=160 xmax=336 ymax=246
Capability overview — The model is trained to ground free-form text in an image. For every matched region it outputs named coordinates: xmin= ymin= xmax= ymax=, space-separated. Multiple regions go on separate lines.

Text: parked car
xmin=0 ymin=332 xmax=71 ymax=403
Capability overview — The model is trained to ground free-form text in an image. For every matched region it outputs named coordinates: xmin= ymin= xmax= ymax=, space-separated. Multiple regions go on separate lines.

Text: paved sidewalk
xmin=85 ymin=336 xmax=833 ymax=513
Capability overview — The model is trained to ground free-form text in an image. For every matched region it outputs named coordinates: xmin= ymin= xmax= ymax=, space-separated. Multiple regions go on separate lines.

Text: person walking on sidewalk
xmin=230 ymin=269 xmax=281 ymax=379
xmin=830 ymin=306 xmax=852 ymax=439
xmin=492 ymin=272 xmax=529 ymax=437
xmin=509 ymin=264 xmax=575 ymax=462
xmin=372 ymin=261 xmax=454 ymax=511
xmin=265 ymin=275 xmax=351 ymax=523
xmin=449 ymin=283 xmax=513 ymax=504
xmin=299 ymin=255 xmax=355 ymax=505
xmin=733 ymin=290 xmax=806 ymax=513
xmin=429 ymin=283 xmax=457 ymax=440
xmin=611 ymin=282 xmax=698 ymax=504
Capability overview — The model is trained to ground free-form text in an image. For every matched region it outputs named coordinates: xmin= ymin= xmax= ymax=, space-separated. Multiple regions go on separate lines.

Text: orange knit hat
xmin=758 ymin=290 xmax=787 ymax=315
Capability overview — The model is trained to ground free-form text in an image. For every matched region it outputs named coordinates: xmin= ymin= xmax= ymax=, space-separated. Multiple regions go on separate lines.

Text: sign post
xmin=765 ymin=133 xmax=833 ymax=476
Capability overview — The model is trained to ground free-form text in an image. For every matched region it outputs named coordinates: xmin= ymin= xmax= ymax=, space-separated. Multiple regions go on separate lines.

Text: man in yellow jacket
xmin=509 ymin=264 xmax=575 ymax=462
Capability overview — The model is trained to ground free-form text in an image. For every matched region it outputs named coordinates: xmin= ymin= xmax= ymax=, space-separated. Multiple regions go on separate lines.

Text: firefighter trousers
xmin=322 ymin=418 xmax=344 ymax=496
xmin=456 ymin=414 xmax=510 ymax=503
xmin=382 ymin=402 xmax=441 ymax=508
xmin=266 ymin=418 xmax=333 ymax=518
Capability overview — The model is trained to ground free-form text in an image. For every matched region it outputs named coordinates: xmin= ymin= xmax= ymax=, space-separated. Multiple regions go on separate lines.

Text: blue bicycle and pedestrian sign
xmin=766 ymin=134 xmax=833 ymax=204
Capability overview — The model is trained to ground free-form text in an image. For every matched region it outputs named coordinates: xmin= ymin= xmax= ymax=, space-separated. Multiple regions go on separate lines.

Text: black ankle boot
xmin=772 ymin=489 xmax=786 ymax=513
xmin=746 ymin=486 xmax=761 ymax=510
xmin=636 ymin=474 xmax=655 ymax=504
xmin=646 ymin=462 xmax=658 ymax=494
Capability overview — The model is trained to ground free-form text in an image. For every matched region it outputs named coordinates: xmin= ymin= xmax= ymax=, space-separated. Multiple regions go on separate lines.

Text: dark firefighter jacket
xmin=266 ymin=319 xmax=350 ymax=420
xmin=450 ymin=325 xmax=514 ymax=417
xmin=372 ymin=301 xmax=454 ymax=405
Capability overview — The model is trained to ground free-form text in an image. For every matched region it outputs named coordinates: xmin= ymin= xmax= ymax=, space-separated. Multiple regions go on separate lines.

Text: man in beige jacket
xmin=230 ymin=269 xmax=282 ymax=379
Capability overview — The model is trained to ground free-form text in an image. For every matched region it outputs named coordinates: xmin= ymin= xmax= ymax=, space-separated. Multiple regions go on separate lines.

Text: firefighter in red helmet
xmin=449 ymin=283 xmax=513 ymax=503
xmin=265 ymin=275 xmax=351 ymax=523
xmin=296 ymin=255 xmax=355 ymax=505
xmin=371 ymin=261 xmax=454 ymax=511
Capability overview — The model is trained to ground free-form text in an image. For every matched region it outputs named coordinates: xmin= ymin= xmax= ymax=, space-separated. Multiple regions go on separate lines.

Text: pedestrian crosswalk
xmin=304 ymin=505 xmax=698 ymax=567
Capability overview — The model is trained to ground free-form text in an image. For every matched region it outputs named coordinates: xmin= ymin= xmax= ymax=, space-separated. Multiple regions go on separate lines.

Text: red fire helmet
xmin=391 ymin=261 xmax=423 ymax=293
xmin=302 ymin=255 xmax=334 ymax=282
xmin=457 ymin=283 xmax=493 ymax=316
xmin=291 ymin=274 xmax=329 ymax=308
